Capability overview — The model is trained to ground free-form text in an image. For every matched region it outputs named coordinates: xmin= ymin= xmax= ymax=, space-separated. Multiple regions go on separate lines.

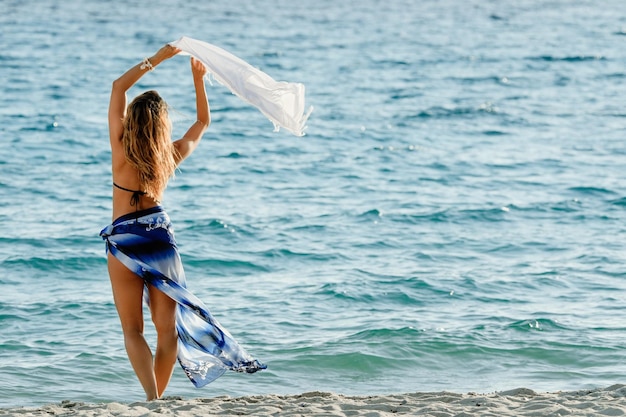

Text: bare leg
xmin=148 ymin=283 xmax=178 ymax=398
xmin=108 ymin=253 xmax=159 ymax=401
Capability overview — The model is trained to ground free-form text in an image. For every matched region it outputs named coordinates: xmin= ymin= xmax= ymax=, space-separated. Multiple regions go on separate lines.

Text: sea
xmin=2 ymin=0 xmax=626 ymax=408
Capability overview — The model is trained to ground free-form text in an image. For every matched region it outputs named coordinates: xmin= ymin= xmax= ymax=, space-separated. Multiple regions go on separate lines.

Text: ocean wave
xmin=526 ymin=55 xmax=607 ymax=62
xmin=567 ymin=186 xmax=617 ymax=196
xmin=412 ymin=103 xmax=503 ymax=119
xmin=506 ymin=318 xmax=571 ymax=332
xmin=185 ymin=258 xmax=270 ymax=276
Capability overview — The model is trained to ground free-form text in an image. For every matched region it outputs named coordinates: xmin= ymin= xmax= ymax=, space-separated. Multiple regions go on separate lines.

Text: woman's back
xmin=109 ymin=88 xmax=176 ymax=220
xmin=111 ymin=155 xmax=161 ymax=219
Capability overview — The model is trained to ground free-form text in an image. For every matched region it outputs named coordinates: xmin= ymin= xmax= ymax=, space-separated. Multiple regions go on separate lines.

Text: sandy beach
xmin=3 ymin=385 xmax=626 ymax=417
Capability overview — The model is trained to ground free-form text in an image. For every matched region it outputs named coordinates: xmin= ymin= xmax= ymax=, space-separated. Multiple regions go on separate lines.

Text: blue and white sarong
xmin=100 ymin=206 xmax=266 ymax=387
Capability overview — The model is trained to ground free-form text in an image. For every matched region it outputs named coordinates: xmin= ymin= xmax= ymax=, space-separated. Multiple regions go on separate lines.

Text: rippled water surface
xmin=2 ymin=0 xmax=626 ymax=407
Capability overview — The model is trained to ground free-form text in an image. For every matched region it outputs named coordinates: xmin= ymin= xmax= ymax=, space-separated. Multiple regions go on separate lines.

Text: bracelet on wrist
xmin=140 ymin=57 xmax=154 ymax=71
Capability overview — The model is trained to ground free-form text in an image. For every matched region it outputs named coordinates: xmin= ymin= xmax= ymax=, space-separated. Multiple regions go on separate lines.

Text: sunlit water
xmin=2 ymin=0 xmax=626 ymax=408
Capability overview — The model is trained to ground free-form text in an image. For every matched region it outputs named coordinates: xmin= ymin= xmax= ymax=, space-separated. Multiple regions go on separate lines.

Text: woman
xmin=101 ymin=44 xmax=265 ymax=401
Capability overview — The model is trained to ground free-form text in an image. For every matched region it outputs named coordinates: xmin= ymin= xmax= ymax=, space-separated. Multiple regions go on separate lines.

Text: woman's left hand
xmin=152 ymin=44 xmax=181 ymax=66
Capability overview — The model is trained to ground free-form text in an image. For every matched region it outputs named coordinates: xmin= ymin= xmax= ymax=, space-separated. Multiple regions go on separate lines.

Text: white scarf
xmin=170 ymin=36 xmax=312 ymax=136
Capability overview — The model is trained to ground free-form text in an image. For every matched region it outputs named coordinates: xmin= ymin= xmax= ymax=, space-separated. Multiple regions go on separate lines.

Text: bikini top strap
xmin=113 ymin=182 xmax=147 ymax=208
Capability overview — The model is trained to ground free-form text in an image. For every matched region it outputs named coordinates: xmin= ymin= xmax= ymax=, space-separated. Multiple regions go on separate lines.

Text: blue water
xmin=2 ymin=0 xmax=626 ymax=408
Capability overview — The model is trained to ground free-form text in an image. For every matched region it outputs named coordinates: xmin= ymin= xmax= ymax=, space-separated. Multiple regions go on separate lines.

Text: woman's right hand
xmin=190 ymin=57 xmax=208 ymax=79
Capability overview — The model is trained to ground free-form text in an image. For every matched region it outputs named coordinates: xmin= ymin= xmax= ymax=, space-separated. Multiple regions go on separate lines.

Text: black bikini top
xmin=113 ymin=182 xmax=146 ymax=207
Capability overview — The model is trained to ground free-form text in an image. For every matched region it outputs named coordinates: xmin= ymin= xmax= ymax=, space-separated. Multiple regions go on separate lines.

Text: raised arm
xmin=108 ymin=45 xmax=181 ymax=148
xmin=174 ymin=57 xmax=210 ymax=164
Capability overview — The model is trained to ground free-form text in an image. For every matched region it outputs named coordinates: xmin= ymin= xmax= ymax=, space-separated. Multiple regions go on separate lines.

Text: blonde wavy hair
xmin=122 ymin=90 xmax=178 ymax=201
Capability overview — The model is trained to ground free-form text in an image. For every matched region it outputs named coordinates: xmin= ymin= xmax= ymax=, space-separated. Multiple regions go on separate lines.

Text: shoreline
xmin=3 ymin=386 xmax=626 ymax=416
